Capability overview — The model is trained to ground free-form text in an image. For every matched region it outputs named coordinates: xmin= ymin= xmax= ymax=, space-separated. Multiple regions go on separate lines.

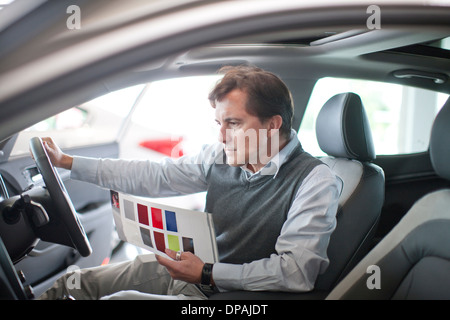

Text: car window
xmin=119 ymin=75 xmax=221 ymax=160
xmin=10 ymin=85 xmax=145 ymax=157
xmin=298 ymin=77 xmax=449 ymax=156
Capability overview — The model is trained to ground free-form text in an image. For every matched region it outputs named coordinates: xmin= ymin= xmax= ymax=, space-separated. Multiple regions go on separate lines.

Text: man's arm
xmin=212 ymin=165 xmax=340 ymax=292
xmin=41 ymin=137 xmax=221 ymax=197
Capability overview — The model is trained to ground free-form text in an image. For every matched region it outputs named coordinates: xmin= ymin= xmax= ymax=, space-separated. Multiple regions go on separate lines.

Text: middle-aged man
xmin=39 ymin=66 xmax=340 ymax=300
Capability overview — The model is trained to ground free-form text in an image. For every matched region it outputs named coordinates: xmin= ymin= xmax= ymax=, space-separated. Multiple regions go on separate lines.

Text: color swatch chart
xmin=110 ymin=190 xmax=218 ymax=263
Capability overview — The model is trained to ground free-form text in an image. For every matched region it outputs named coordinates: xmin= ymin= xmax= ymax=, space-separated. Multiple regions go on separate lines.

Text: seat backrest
xmin=313 ymin=92 xmax=385 ymax=291
xmin=326 ymin=97 xmax=450 ymax=300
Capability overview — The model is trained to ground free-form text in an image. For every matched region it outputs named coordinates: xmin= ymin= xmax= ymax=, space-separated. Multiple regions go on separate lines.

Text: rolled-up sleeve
xmin=213 ymin=165 xmax=340 ymax=292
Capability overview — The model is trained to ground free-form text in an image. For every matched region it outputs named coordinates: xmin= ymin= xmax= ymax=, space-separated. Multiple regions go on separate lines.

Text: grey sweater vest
xmin=205 ymin=144 xmax=323 ymax=264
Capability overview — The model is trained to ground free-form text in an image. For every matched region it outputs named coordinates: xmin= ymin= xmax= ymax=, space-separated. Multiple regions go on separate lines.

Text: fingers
xmin=30 ymin=137 xmax=52 ymax=157
xmin=164 ymin=249 xmax=177 ymax=260
xmin=155 ymin=249 xmax=183 ymax=267
xmin=155 ymin=250 xmax=179 ymax=278
xmin=41 ymin=137 xmax=54 ymax=144
xmin=41 ymin=137 xmax=57 ymax=153
xmin=35 ymin=137 xmax=73 ymax=169
xmin=156 ymin=249 xmax=204 ymax=284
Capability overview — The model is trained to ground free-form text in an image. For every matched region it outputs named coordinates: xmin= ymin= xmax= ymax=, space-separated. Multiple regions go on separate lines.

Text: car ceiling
xmin=0 ymin=0 xmax=449 ymax=143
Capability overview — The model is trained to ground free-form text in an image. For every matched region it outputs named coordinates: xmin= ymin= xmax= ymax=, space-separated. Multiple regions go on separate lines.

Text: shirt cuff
xmin=212 ymin=263 xmax=244 ymax=292
xmin=70 ymin=156 xmax=100 ymax=184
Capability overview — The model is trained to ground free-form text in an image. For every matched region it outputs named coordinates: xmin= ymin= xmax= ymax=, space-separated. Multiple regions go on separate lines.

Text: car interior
xmin=0 ymin=0 xmax=449 ymax=300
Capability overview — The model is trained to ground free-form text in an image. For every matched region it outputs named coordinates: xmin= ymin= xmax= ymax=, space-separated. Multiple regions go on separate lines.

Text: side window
xmin=299 ymin=77 xmax=449 ymax=156
xmin=10 ymin=85 xmax=145 ymax=157
xmin=120 ymin=75 xmax=221 ymax=160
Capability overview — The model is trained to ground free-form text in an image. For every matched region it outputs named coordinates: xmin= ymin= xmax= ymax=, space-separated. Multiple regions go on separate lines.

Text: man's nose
xmin=218 ymin=125 xmax=227 ymax=144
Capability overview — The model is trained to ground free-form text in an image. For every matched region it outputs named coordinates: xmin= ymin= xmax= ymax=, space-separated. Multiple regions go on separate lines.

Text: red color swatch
xmin=137 ymin=204 xmax=149 ymax=226
xmin=153 ymin=231 xmax=165 ymax=252
xmin=151 ymin=207 xmax=163 ymax=229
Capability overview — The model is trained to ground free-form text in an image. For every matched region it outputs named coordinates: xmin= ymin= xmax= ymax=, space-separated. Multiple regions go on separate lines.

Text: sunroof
xmin=425 ymin=36 xmax=450 ymax=51
xmin=265 ymin=31 xmax=342 ymax=46
xmin=388 ymin=36 xmax=450 ymax=59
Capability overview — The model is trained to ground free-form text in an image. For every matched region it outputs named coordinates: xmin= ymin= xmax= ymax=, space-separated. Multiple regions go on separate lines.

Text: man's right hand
xmin=40 ymin=137 xmax=73 ymax=170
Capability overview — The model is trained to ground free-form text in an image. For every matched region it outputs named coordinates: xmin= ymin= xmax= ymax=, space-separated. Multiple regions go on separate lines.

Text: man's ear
xmin=267 ymin=115 xmax=283 ymax=138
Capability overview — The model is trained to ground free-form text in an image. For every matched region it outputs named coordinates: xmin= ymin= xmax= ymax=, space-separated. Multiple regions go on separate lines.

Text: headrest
xmin=316 ymin=92 xmax=375 ymax=161
xmin=430 ymin=97 xmax=450 ymax=180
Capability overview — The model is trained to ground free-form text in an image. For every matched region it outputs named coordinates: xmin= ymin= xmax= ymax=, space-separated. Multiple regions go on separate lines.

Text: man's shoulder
xmin=289 ymin=150 xmax=338 ymax=183
xmin=289 ymin=147 xmax=324 ymax=170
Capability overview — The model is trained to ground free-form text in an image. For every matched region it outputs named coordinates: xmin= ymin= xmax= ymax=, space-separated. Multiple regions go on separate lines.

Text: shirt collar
xmin=241 ymin=129 xmax=300 ymax=180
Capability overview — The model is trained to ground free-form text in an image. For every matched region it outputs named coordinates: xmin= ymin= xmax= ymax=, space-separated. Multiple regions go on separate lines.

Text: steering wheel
xmin=29 ymin=137 xmax=92 ymax=257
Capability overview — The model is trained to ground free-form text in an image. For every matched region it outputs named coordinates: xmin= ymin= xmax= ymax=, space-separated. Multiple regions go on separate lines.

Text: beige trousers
xmin=39 ymin=254 xmax=208 ymax=300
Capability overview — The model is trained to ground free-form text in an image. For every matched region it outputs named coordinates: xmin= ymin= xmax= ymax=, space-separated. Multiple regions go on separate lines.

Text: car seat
xmin=326 ymin=96 xmax=450 ymax=300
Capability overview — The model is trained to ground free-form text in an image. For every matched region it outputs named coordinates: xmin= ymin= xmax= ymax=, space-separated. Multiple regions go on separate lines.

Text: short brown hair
xmin=208 ymin=65 xmax=293 ymax=138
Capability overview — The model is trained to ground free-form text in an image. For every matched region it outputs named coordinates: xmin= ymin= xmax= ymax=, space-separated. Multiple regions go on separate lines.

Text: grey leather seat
xmin=314 ymin=92 xmax=385 ymax=291
xmin=327 ymin=97 xmax=450 ymax=300
xmin=210 ymin=92 xmax=385 ymax=299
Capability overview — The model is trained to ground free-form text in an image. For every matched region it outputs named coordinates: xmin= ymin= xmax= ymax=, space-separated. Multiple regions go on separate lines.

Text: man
xmin=39 ymin=66 xmax=340 ymax=300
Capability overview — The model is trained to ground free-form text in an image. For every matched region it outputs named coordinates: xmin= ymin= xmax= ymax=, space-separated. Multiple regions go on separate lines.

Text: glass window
xmin=11 ymin=84 xmax=144 ymax=157
xmin=424 ymin=36 xmax=450 ymax=51
xmin=119 ymin=75 xmax=221 ymax=160
xmin=298 ymin=77 xmax=449 ymax=156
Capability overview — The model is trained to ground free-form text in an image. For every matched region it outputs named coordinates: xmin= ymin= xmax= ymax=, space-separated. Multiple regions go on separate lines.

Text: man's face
xmin=214 ymin=89 xmax=276 ymax=172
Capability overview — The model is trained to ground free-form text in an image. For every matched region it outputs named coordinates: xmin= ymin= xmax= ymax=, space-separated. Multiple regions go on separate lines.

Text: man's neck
xmin=245 ymin=136 xmax=289 ymax=173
